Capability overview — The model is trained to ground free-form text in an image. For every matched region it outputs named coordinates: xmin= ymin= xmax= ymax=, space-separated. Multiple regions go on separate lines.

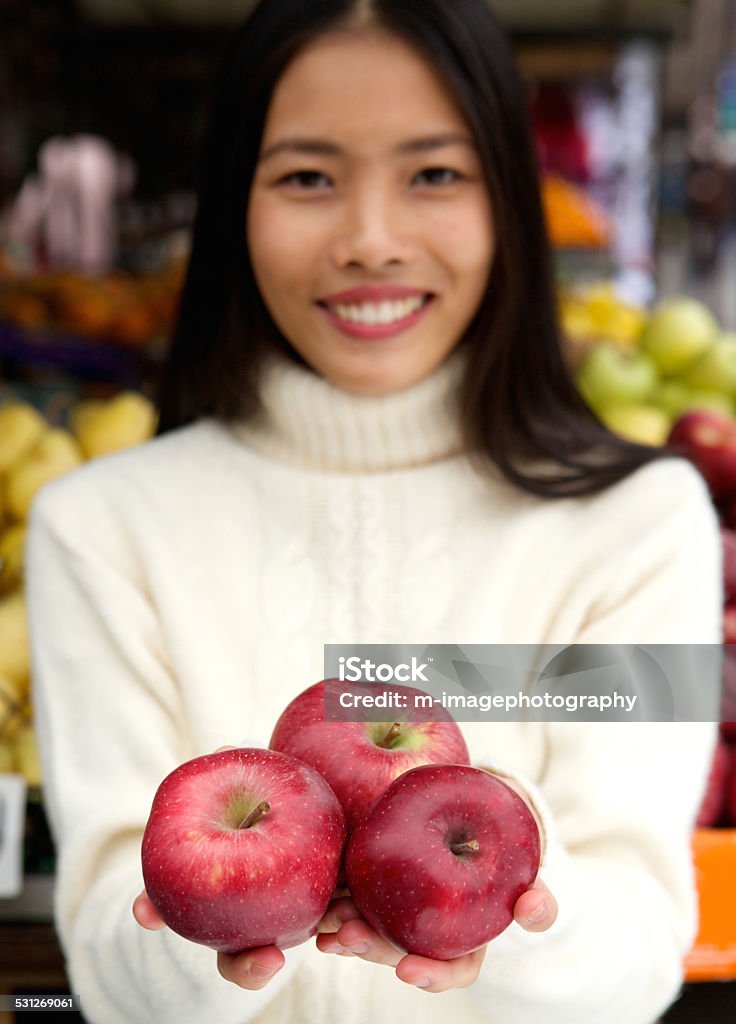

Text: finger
xmin=395 ymin=947 xmax=486 ymax=993
xmin=217 ymin=946 xmax=285 ymax=989
xmin=214 ymin=745 xmax=237 ymax=753
xmin=132 ymin=890 xmax=166 ymax=930
xmin=513 ymin=878 xmax=558 ymax=932
xmin=317 ymin=917 xmax=403 ymax=967
xmin=316 ymin=896 xmax=363 ymax=934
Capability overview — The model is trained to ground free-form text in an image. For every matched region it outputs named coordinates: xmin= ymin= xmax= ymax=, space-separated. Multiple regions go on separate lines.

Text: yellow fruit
xmin=0 ymin=591 xmax=31 ymax=683
xmin=71 ymin=391 xmax=157 ymax=459
xmin=0 ymin=523 xmax=27 ymax=593
xmin=0 ymin=739 xmax=16 ymax=772
xmin=69 ymin=399 xmax=106 ymax=440
xmin=0 ymin=673 xmax=28 ymax=742
xmin=600 ymin=404 xmax=672 ymax=447
xmin=4 ymin=428 xmax=83 ymax=520
xmin=0 ymin=402 xmax=46 ymax=475
xmin=15 ymin=724 xmax=41 ymax=786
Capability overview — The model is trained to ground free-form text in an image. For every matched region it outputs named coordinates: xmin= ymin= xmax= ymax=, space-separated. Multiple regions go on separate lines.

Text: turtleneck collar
xmin=229 ymin=349 xmax=467 ymax=473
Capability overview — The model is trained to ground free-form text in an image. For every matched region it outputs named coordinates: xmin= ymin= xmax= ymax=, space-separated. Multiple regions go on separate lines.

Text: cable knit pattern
xmin=26 ymin=349 xmax=723 ymax=1024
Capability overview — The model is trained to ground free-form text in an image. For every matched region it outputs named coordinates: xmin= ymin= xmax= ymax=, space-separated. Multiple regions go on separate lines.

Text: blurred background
xmin=2 ymin=1 xmax=736 ymax=1020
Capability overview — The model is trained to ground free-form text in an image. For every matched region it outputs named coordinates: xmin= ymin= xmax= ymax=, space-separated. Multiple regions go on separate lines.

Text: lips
xmin=318 ymin=285 xmax=434 ymax=306
xmin=316 ymin=292 xmax=435 ymax=340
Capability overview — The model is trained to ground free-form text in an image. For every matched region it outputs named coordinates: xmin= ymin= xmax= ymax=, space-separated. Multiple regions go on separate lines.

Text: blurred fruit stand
xmin=0 ymin=127 xmax=177 ymax=1014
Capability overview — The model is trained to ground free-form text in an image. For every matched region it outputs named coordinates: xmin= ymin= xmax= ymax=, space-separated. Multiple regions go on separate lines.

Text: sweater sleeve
xmin=25 ymin=478 xmax=307 ymax=1024
xmin=466 ymin=459 xmax=723 ymax=1024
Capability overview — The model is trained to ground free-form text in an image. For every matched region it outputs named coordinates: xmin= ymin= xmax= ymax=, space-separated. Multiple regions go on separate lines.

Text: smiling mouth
xmin=316 ymin=293 xmax=434 ymax=327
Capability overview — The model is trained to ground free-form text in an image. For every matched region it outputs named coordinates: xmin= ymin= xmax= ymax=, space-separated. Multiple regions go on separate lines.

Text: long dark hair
xmin=156 ymin=0 xmax=666 ymax=497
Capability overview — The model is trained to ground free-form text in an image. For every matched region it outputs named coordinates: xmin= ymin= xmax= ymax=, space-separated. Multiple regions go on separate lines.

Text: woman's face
xmin=247 ymin=29 xmax=494 ymax=396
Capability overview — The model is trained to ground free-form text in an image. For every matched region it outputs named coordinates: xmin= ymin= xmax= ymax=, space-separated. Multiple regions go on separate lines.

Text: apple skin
xmin=269 ymin=679 xmax=470 ymax=834
xmin=599 ymin=403 xmax=670 ymax=447
xmin=667 ymin=410 xmax=736 ymax=500
xmin=575 ymin=344 xmax=658 ymax=412
xmin=640 ymin=297 xmax=718 ymax=375
xmin=345 ymin=764 xmax=541 ymax=960
xmin=141 ymin=747 xmax=346 ymax=953
xmin=695 ymin=737 xmax=731 ymax=827
xmin=685 ymin=333 xmax=736 ymax=395
xmin=728 ymin=746 xmax=736 ymax=825
xmin=721 ymin=494 xmax=736 ymax=532
xmin=722 ymin=529 xmax=736 ymax=601
xmin=721 ymin=623 xmax=736 ymax=742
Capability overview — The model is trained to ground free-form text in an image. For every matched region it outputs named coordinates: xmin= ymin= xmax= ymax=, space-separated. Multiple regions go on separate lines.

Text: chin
xmin=332 ymin=376 xmax=410 ymax=397
xmin=327 ymin=355 xmax=446 ymax=397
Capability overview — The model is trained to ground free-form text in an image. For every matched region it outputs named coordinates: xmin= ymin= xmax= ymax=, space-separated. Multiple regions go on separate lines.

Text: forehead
xmin=261 ymin=29 xmax=470 ymax=143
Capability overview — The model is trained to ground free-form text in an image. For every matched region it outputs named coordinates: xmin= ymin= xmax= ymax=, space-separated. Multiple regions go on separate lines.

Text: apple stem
xmin=238 ymin=801 xmax=270 ymax=830
xmin=450 ymin=839 xmax=480 ymax=855
xmin=376 ymin=723 xmax=403 ymax=748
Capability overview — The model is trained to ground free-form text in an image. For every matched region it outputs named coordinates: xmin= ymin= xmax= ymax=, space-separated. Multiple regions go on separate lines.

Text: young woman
xmin=27 ymin=2 xmax=722 ymax=1023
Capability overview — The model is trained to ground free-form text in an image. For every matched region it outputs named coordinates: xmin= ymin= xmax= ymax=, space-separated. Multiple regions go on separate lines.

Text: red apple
xmin=269 ymin=678 xmax=470 ymax=833
xmin=141 ymin=747 xmax=346 ymax=953
xmin=667 ymin=410 xmax=736 ymax=500
xmin=728 ymin=746 xmax=736 ymax=825
xmin=345 ymin=763 xmax=541 ymax=960
xmin=721 ymin=494 xmax=736 ymax=531
xmin=721 ymin=631 xmax=736 ymax=741
xmin=722 ymin=528 xmax=736 ymax=601
xmin=695 ymin=737 xmax=731 ymax=826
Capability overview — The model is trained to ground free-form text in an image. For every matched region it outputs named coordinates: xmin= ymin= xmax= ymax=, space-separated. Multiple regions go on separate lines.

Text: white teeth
xmin=329 ymin=295 xmax=427 ymax=325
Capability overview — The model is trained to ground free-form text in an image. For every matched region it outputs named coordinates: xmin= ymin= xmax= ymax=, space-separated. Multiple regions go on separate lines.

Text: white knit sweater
xmin=26 ymin=350 xmax=722 ymax=1024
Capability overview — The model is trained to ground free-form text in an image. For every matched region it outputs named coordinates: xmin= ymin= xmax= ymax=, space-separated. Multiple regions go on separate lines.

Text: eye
xmin=277 ymin=170 xmax=332 ymax=190
xmin=413 ymin=167 xmax=463 ymax=187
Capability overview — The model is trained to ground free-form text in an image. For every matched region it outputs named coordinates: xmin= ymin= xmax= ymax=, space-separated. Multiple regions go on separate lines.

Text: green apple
xmin=600 ymin=404 xmax=672 ymax=447
xmin=684 ymin=333 xmax=736 ymax=394
xmin=680 ymin=390 xmax=735 ymax=417
xmin=640 ymin=297 xmax=719 ymax=375
xmin=576 ymin=344 xmax=658 ymax=413
xmin=652 ymin=381 xmax=735 ymax=419
xmin=651 ymin=380 xmax=692 ymax=419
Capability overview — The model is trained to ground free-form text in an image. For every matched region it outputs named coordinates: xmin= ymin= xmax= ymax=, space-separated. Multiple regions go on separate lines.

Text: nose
xmin=329 ymin=184 xmax=413 ymax=270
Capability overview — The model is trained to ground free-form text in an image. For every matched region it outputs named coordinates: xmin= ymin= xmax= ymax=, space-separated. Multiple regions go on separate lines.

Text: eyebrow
xmin=257 ymin=132 xmax=476 ymax=164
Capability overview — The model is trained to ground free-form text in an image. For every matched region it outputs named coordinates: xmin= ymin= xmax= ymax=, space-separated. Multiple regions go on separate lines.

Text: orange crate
xmin=684 ymin=828 xmax=736 ymax=981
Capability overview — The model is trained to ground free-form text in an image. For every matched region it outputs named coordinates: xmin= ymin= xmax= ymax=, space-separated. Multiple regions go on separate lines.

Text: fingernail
xmin=329 ymin=943 xmax=347 ymax=954
xmin=250 ymin=963 xmax=278 ymax=979
xmin=527 ymin=901 xmax=548 ymax=924
xmin=348 ymin=942 xmax=368 ymax=954
xmin=414 ymin=977 xmax=432 ymax=989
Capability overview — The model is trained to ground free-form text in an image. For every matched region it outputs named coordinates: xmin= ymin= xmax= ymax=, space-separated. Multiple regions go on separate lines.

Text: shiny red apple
xmin=345 ymin=763 xmax=541 ymax=960
xmin=667 ymin=410 xmax=736 ymax=500
xmin=721 ymin=494 xmax=736 ymax=531
xmin=695 ymin=737 xmax=731 ymax=827
xmin=269 ymin=678 xmax=470 ymax=833
xmin=728 ymin=746 xmax=736 ymax=825
xmin=722 ymin=528 xmax=736 ymax=601
xmin=141 ymin=747 xmax=346 ymax=953
xmin=721 ymin=612 xmax=736 ymax=742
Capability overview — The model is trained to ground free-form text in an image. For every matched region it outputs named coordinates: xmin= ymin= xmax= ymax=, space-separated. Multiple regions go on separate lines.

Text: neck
xmin=230 ymin=349 xmax=467 ymax=473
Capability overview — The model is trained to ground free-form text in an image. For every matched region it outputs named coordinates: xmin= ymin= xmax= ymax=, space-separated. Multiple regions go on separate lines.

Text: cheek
xmin=247 ymin=198 xmax=322 ymax=294
xmin=431 ymin=200 xmax=494 ymax=283
xmin=247 ymin=200 xmax=283 ymax=278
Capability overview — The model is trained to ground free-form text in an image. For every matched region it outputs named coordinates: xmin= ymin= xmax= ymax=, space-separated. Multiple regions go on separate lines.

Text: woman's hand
xmin=315 ymin=878 xmax=556 ymax=993
xmin=132 ymin=890 xmax=286 ymax=989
